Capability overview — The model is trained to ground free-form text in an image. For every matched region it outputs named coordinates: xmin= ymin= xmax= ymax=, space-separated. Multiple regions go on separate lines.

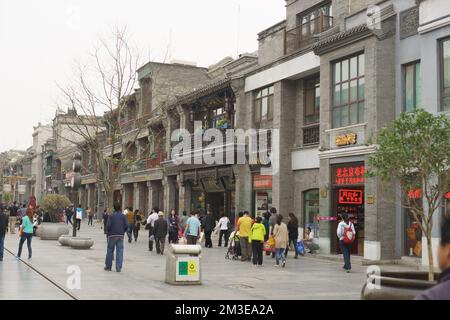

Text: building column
xmin=177 ymin=173 xmax=191 ymax=215
xmin=133 ymin=183 xmax=140 ymax=211
xmin=121 ymin=184 xmax=127 ymax=212
xmin=162 ymin=176 xmax=176 ymax=215
xmin=234 ymin=165 xmax=252 ymax=215
xmin=271 ymin=81 xmax=295 ymax=217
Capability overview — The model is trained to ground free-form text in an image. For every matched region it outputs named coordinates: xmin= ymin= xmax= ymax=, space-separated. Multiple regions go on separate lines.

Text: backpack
xmin=343 ymin=223 xmax=355 ymax=244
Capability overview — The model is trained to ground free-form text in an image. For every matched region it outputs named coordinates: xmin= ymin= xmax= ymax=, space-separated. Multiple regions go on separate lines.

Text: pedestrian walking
xmin=217 ymin=214 xmax=230 ymax=247
xmin=273 ymin=215 xmax=288 ymax=268
xmin=179 ymin=211 xmax=189 ymax=235
xmin=416 ymin=214 xmax=450 ymax=300
xmin=76 ymin=205 xmax=83 ymax=231
xmin=0 ymin=209 xmax=9 ymax=261
xmin=8 ymin=202 xmax=18 ymax=234
xmin=168 ymin=209 xmax=179 ymax=244
xmin=285 ymin=213 xmax=299 ymax=259
xmin=102 ymin=208 xmax=110 ymax=237
xmin=268 ymin=207 xmax=278 ymax=258
xmin=104 ymin=203 xmax=128 ymax=272
xmin=133 ymin=210 xmax=142 ymax=242
xmin=17 ymin=208 xmax=34 ymax=260
xmin=146 ymin=208 xmax=159 ymax=251
xmin=337 ymin=213 xmax=356 ymax=273
xmin=126 ymin=207 xmax=134 ymax=243
xmin=250 ymin=216 xmax=266 ymax=266
xmin=237 ymin=211 xmax=253 ymax=262
xmin=184 ymin=211 xmax=201 ymax=245
xmin=65 ymin=206 xmax=74 ymax=225
xmin=153 ymin=211 xmax=168 ymax=255
xmin=87 ymin=207 xmax=94 ymax=226
xmin=203 ymin=209 xmax=216 ymax=248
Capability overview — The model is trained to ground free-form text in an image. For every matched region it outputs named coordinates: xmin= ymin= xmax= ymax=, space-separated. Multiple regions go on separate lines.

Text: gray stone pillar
xmin=271 ymin=81 xmax=295 ymax=217
xmin=234 ymin=165 xmax=252 ymax=214
xmin=162 ymin=176 xmax=176 ymax=215
xmin=133 ymin=183 xmax=140 ymax=211
xmin=177 ymin=174 xmax=191 ymax=215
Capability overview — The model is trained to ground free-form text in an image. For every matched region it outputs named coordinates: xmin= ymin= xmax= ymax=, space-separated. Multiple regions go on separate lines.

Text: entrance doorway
xmin=330 ymin=162 xmax=366 ymax=256
xmin=332 ymin=187 xmax=365 ymax=256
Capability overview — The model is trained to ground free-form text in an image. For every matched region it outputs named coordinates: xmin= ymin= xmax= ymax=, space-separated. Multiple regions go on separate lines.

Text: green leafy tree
xmin=40 ymin=194 xmax=71 ymax=223
xmin=368 ymin=109 xmax=450 ymax=281
xmin=3 ymin=192 xmax=13 ymax=204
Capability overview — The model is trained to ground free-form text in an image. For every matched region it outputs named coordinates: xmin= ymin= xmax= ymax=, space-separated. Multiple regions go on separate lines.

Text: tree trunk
xmin=106 ymin=190 xmax=114 ymax=211
xmin=426 ymin=233 xmax=435 ymax=282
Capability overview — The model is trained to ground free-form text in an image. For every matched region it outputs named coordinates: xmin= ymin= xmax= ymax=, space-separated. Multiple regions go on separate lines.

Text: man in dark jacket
xmin=203 ymin=209 xmax=216 ymax=248
xmin=104 ymin=203 xmax=128 ymax=272
xmin=416 ymin=214 xmax=450 ymax=300
xmin=153 ymin=212 xmax=168 ymax=255
xmin=0 ymin=209 xmax=9 ymax=261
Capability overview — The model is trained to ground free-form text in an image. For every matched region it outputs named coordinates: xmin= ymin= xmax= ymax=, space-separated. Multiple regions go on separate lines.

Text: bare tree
xmin=56 ymin=26 xmax=144 ymax=209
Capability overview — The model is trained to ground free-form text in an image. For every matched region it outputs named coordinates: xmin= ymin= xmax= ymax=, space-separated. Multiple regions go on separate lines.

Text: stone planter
xmin=69 ymin=237 xmax=94 ymax=250
xmin=38 ymin=223 xmax=70 ymax=240
xmin=361 ymin=271 xmax=439 ymax=300
xmin=58 ymin=235 xmax=73 ymax=246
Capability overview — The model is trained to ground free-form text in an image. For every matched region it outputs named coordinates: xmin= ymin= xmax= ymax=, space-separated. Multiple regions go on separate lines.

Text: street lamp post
xmin=71 ymin=152 xmax=82 ymax=237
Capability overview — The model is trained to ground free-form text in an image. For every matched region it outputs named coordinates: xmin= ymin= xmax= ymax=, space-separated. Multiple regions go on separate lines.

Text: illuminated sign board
xmin=336 ymin=133 xmax=357 ymax=147
xmin=253 ymin=175 xmax=273 ymax=189
xmin=334 ymin=165 xmax=365 ymax=185
xmin=339 ymin=189 xmax=363 ymax=205
xmin=407 ymin=189 xmax=422 ymax=200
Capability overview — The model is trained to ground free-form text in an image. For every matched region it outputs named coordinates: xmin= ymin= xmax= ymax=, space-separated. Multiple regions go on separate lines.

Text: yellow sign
xmin=336 ymin=133 xmax=357 ymax=147
xmin=188 ymin=261 xmax=197 ymax=276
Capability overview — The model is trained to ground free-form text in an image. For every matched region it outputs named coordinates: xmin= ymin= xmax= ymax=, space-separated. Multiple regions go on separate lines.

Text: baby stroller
xmin=225 ymin=231 xmax=241 ymax=260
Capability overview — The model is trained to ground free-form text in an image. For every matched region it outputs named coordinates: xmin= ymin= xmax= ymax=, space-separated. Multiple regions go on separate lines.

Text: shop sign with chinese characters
xmin=339 ymin=189 xmax=363 ymax=205
xmin=333 ymin=164 xmax=365 ymax=186
xmin=335 ymin=132 xmax=357 ymax=147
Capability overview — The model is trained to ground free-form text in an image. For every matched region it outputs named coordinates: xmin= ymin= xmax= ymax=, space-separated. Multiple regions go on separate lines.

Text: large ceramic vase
xmin=38 ymin=223 xmax=70 ymax=240
xmin=361 ymin=271 xmax=439 ymax=300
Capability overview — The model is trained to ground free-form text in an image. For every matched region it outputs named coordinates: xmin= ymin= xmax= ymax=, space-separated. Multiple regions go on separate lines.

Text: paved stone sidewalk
xmin=1 ymin=221 xmax=418 ymax=300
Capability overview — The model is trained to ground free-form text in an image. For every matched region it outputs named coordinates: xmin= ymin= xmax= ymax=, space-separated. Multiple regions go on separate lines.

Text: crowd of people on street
xmin=1 ymin=198 xmax=449 ymax=300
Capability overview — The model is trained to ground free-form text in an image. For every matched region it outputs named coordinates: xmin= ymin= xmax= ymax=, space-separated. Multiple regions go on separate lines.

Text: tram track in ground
xmin=4 ymin=247 xmax=80 ymax=301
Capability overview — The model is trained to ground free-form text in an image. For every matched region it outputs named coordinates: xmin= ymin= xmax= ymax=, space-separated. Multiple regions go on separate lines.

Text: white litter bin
xmin=165 ymin=244 xmax=202 ymax=285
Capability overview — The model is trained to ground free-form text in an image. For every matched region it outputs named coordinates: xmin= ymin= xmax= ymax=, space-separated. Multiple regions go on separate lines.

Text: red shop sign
xmin=339 ymin=189 xmax=363 ymax=205
xmin=334 ymin=165 xmax=365 ymax=186
xmin=253 ymin=175 xmax=273 ymax=189
xmin=407 ymin=188 xmax=422 ymax=199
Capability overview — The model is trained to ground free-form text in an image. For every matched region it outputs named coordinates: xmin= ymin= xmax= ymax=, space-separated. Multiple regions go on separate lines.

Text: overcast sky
xmin=0 ymin=0 xmax=285 ymax=152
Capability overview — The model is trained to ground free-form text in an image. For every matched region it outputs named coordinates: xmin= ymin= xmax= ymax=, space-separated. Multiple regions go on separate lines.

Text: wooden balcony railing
xmin=285 ymin=15 xmax=333 ymax=55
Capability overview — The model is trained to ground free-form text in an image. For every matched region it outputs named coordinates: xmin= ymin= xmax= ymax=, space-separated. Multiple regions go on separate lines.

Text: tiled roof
xmin=312 ymin=24 xmax=370 ymax=52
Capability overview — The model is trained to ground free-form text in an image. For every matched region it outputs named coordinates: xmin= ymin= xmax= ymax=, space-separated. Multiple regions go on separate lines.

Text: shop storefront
xmin=404 ymin=188 xmax=423 ymax=258
xmin=330 ymin=162 xmax=365 ymax=256
xmin=189 ymin=176 xmax=235 ymax=221
xmin=253 ymin=175 xmax=273 ymax=218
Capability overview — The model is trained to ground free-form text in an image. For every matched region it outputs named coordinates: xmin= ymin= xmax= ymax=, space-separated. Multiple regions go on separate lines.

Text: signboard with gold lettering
xmin=335 ymin=133 xmax=357 ymax=147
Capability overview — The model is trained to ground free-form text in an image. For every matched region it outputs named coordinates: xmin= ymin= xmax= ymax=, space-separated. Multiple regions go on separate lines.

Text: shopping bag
xmin=296 ymin=240 xmax=305 ymax=256
xmin=263 ymin=236 xmax=275 ymax=252
xmin=198 ymin=232 xmax=205 ymax=243
xmin=179 ymin=237 xmax=187 ymax=245
xmin=19 ymin=226 xmax=23 ymax=237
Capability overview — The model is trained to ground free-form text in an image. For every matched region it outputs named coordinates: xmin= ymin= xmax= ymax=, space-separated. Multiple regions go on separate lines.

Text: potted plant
xmin=38 ymin=194 xmax=71 ymax=240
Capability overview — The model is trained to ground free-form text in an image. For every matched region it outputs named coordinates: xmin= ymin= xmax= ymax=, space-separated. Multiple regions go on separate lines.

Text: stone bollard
xmin=68 ymin=237 xmax=94 ymax=250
